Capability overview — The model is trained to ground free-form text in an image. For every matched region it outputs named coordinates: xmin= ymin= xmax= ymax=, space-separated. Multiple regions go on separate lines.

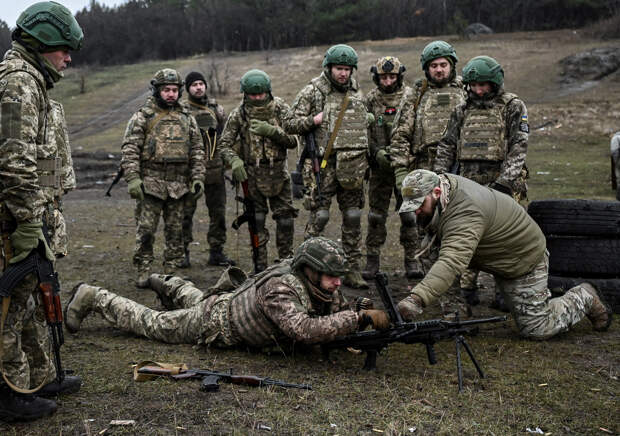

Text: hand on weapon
xmin=230 ymin=157 xmax=248 ymax=182
xmin=9 ymin=222 xmax=54 ymax=264
xmin=191 ymin=180 xmax=205 ymax=201
xmin=128 ymin=178 xmax=144 ymax=201
xmin=375 ymin=149 xmax=392 ymax=171
xmin=358 ymin=309 xmax=390 ymax=330
xmin=250 ymin=119 xmax=279 ymax=138
xmin=397 ymin=294 xmax=424 ymax=321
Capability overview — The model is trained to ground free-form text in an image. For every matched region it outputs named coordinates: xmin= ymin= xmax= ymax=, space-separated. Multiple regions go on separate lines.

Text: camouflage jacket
xmin=225 ymin=262 xmax=359 ymax=349
xmin=390 ymin=77 xmax=466 ymax=171
xmin=185 ymin=96 xmax=226 ymax=184
xmin=364 ymin=84 xmax=412 ymax=163
xmin=121 ymin=96 xmax=205 ymax=200
xmin=434 ymin=89 xmax=529 ymax=191
xmin=219 ymin=96 xmax=298 ymax=170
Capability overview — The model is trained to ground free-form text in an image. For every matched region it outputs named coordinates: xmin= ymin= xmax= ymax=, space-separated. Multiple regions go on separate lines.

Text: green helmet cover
xmin=151 ymin=68 xmax=184 ymax=88
xmin=420 ymin=40 xmax=457 ymax=69
xmin=240 ymin=69 xmax=271 ymax=94
xmin=462 ymin=56 xmax=504 ymax=86
xmin=291 ymin=237 xmax=349 ymax=277
xmin=17 ymin=1 xmax=84 ymax=50
xmin=322 ymin=44 xmax=358 ymax=69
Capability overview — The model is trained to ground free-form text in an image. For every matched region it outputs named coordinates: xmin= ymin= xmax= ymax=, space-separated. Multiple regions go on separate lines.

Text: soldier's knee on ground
xmin=342 ymin=208 xmax=361 ymax=227
xmin=516 ymin=315 xmax=555 ymax=341
xmin=368 ymin=210 xmax=386 ymax=228
xmin=315 ymin=209 xmax=329 ymax=231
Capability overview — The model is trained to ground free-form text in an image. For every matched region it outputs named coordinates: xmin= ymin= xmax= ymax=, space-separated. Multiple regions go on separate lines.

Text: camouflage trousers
xmin=496 ymin=251 xmax=594 ymax=339
xmin=1 ymin=273 xmax=56 ymax=390
xmin=303 ymin=159 xmax=364 ymax=270
xmin=244 ymin=168 xmax=298 ymax=267
xmin=365 ymin=166 xmax=418 ymax=261
xmin=134 ymin=194 xmax=185 ymax=270
xmin=182 ymin=180 xmax=228 ymax=251
xmin=85 ymin=276 xmax=235 ymax=347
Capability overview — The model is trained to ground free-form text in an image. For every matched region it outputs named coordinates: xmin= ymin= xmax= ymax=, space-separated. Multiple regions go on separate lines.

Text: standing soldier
xmin=362 ymin=56 xmax=412 ymax=279
xmin=0 ymin=1 xmax=83 ymax=421
xmin=434 ymin=55 xmax=529 ymax=309
xmin=284 ymin=44 xmax=370 ymax=289
xmin=219 ymin=69 xmax=298 ymax=273
xmin=389 ymin=41 xmax=466 ymax=279
xmin=611 ymin=131 xmax=620 ymax=201
xmin=121 ymin=69 xmax=205 ymax=287
xmin=181 ymin=71 xmax=234 ymax=267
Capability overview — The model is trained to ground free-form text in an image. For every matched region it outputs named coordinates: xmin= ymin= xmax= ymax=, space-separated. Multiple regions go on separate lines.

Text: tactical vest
xmin=415 ymin=85 xmax=466 ymax=148
xmin=228 ymin=262 xmax=312 ymax=348
xmin=239 ymin=98 xmax=288 ymax=166
xmin=457 ymin=93 xmax=517 ymax=162
xmin=187 ymin=99 xmax=223 ymax=182
xmin=368 ymin=87 xmax=407 ymax=150
xmin=141 ymin=108 xmax=192 ymax=164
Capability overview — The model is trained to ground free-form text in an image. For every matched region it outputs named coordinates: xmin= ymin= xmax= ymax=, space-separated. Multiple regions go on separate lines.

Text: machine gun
xmin=231 ymin=180 xmax=260 ymax=273
xmin=290 ymin=131 xmax=321 ymax=200
xmin=322 ymin=272 xmax=507 ymax=392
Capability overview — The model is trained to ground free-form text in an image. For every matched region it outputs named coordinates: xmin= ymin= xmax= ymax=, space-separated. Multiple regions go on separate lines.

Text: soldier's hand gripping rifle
xmin=322 ymin=272 xmax=507 ymax=392
xmin=232 ymin=180 xmax=260 ymax=273
xmin=291 ymin=131 xmax=322 ymax=200
xmin=136 ymin=364 xmax=312 ymax=392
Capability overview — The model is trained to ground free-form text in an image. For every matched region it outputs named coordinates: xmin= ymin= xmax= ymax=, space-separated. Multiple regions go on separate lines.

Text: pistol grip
xmin=200 ymin=375 xmax=221 ymax=392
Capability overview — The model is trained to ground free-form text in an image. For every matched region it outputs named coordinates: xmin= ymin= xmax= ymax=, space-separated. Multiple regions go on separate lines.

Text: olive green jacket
xmin=412 ymin=174 xmax=545 ymax=306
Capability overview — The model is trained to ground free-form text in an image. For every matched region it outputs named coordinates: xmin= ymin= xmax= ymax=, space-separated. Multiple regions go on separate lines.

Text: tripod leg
xmin=459 ymin=335 xmax=485 ymax=378
xmin=455 ymin=336 xmax=463 ymax=393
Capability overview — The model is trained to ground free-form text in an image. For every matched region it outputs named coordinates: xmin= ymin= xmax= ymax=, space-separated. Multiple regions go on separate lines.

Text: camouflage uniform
xmin=182 ymin=96 xmax=228 ymax=255
xmin=0 ymin=44 xmax=74 ymax=389
xmin=219 ymin=96 xmax=298 ymax=269
xmin=121 ymin=96 xmax=205 ymax=271
xmin=72 ymin=260 xmax=360 ymax=349
xmin=611 ymin=131 xmax=620 ymax=200
xmin=434 ymin=88 xmax=529 ymax=293
xmin=364 ymin=84 xmax=413 ymax=258
xmin=283 ymin=72 xmax=368 ymax=271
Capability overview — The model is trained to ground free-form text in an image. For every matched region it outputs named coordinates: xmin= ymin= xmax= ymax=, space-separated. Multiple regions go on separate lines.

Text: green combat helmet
xmin=291 ymin=237 xmax=349 ymax=277
xmin=240 ymin=69 xmax=271 ymax=94
xmin=420 ymin=40 xmax=457 ymax=70
xmin=370 ymin=56 xmax=406 ymax=88
xmin=322 ymin=44 xmax=358 ymax=69
xmin=150 ymin=68 xmax=184 ymax=96
xmin=461 ymin=55 xmax=504 ymax=87
xmin=17 ymin=1 xmax=84 ymax=50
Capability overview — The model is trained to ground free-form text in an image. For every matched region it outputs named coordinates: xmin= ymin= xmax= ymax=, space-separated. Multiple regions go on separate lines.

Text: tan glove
xmin=397 ymin=294 xmax=424 ymax=321
xmin=358 ymin=309 xmax=390 ymax=330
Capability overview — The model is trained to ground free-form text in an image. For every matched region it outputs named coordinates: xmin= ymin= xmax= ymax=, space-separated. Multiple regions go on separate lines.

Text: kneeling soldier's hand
xmin=358 ymin=309 xmax=390 ymax=330
xmin=128 ymin=178 xmax=144 ymax=201
xmin=250 ymin=119 xmax=278 ymax=138
xmin=191 ymin=180 xmax=204 ymax=200
xmin=230 ymin=157 xmax=248 ymax=182
xmin=397 ymin=295 xmax=424 ymax=321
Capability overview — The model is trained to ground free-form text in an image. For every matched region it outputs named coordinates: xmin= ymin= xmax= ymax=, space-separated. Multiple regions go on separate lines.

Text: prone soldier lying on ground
xmin=64 ymin=237 xmax=389 ymax=350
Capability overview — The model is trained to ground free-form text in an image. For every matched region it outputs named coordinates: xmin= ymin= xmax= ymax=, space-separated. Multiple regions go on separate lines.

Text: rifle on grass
xmin=105 ymin=166 xmax=124 ymax=197
xmin=136 ymin=365 xmax=311 ymax=392
xmin=291 ymin=131 xmax=321 ymax=200
xmin=231 ymin=180 xmax=260 ymax=273
xmin=322 ymin=272 xmax=507 ymax=392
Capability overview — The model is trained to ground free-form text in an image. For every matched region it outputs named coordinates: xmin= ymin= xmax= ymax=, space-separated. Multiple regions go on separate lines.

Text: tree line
xmin=0 ymin=0 xmax=618 ymax=66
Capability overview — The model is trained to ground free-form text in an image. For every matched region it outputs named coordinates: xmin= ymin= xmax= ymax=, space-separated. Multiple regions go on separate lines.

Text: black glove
xmin=489 ymin=182 xmax=512 ymax=196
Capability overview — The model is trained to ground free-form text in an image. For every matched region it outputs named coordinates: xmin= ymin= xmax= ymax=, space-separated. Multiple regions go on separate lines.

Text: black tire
xmin=528 ymin=199 xmax=620 ymax=237
xmin=548 ymin=275 xmax=620 ymax=314
xmin=547 ymin=237 xmax=620 ymax=277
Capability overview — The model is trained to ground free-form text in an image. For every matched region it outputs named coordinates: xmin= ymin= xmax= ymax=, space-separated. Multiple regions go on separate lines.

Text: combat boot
xmin=178 ymin=246 xmax=191 ymax=269
xmin=344 ymin=271 xmax=369 ymax=289
xmin=362 ymin=255 xmax=380 ymax=280
xmin=460 ymin=287 xmax=480 ymax=306
xmin=65 ymin=283 xmax=98 ymax=333
xmin=149 ymin=273 xmax=175 ymax=310
xmin=405 ymin=260 xmax=424 ymax=279
xmin=581 ymin=283 xmax=612 ymax=331
xmin=0 ymin=384 xmax=57 ymax=422
xmin=208 ymin=248 xmax=236 ymax=266
xmin=37 ymin=375 xmax=82 ymax=397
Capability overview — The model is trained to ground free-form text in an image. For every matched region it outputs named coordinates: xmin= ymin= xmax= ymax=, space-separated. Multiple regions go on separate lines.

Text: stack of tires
xmin=528 ymin=199 xmax=620 ymax=313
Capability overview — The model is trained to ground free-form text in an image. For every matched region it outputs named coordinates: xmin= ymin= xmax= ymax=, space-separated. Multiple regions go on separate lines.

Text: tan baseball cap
xmin=399 ymin=169 xmax=440 ymax=213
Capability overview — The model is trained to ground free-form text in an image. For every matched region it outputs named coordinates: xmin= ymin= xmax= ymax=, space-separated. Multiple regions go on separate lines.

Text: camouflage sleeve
xmin=261 ymin=278 xmax=359 ymax=344
xmin=218 ymin=107 xmax=243 ymax=165
xmin=497 ymin=98 xmax=528 ymax=189
xmin=189 ymin=115 xmax=206 ymax=182
xmin=433 ymin=105 xmax=464 ymax=174
xmin=51 ymin=101 xmax=76 ymax=194
xmin=215 ymin=104 xmax=226 ymax=135
xmin=389 ymin=86 xmax=417 ymax=169
xmin=0 ymin=72 xmax=47 ymax=222
xmin=364 ymin=92 xmax=380 ymax=159
xmin=282 ymin=84 xmax=318 ymax=135
xmin=273 ymin=99 xmax=300 ymax=150
xmin=120 ymin=110 xmax=147 ymax=182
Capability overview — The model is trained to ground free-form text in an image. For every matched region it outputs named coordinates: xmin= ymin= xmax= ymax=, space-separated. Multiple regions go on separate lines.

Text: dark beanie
xmin=185 ymin=71 xmax=207 ymax=91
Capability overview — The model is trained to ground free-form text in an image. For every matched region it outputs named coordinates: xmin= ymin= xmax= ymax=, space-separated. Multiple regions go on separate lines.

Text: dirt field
xmin=1 ymin=30 xmax=619 ymax=434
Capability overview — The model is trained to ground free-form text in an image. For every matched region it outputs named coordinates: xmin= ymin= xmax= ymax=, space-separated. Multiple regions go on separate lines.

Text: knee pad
xmin=255 ymin=212 xmax=267 ymax=230
xmin=277 ymin=216 xmax=294 ymax=231
xmin=368 ymin=211 xmax=386 ymax=228
xmin=315 ymin=209 xmax=330 ymax=231
xmin=399 ymin=211 xmax=417 ymax=227
xmin=343 ymin=208 xmax=361 ymax=227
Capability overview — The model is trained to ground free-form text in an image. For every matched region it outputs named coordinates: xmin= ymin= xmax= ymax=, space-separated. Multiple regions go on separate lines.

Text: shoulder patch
xmin=1 ymin=101 xmax=22 ymax=139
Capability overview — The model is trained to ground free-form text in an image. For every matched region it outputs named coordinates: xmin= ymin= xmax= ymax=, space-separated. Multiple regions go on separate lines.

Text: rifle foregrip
xmin=40 ymin=284 xmax=56 ymax=323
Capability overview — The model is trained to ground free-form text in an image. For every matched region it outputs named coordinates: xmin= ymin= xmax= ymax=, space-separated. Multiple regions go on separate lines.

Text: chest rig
xmin=370 ymin=88 xmax=405 ymax=150
xmin=240 ymin=98 xmax=286 ymax=166
xmin=141 ymin=108 xmax=192 ymax=164
xmin=415 ymin=85 xmax=466 ymax=147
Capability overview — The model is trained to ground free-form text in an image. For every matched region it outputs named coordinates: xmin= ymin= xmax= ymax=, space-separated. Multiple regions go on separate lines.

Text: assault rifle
xmin=105 ymin=166 xmax=124 ymax=197
xmin=0 ymin=236 xmax=64 ymax=386
xmin=322 ymin=272 xmax=507 ymax=392
xmin=291 ymin=131 xmax=321 ymax=200
xmin=232 ymin=180 xmax=260 ymax=273
xmin=137 ymin=365 xmax=311 ymax=392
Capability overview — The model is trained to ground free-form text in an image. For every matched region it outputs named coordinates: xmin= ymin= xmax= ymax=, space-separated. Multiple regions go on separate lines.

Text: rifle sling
xmin=320 ymin=93 xmax=350 ymax=169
